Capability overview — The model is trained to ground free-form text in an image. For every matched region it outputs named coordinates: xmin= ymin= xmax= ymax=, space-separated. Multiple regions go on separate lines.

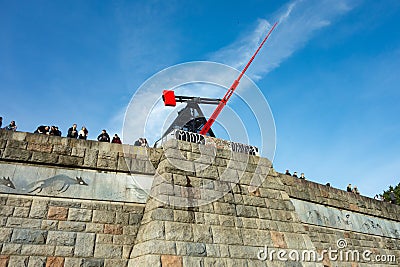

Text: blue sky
xmin=1 ymin=0 xmax=400 ymax=197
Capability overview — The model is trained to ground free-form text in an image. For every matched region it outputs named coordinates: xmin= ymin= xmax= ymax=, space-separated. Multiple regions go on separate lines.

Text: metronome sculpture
xmin=160 ymin=22 xmax=278 ymax=141
xmin=160 ymin=91 xmax=221 ymax=138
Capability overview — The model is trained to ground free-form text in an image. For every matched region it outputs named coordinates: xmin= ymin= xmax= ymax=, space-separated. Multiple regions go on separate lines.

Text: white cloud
xmin=209 ymin=0 xmax=358 ymax=80
xmin=279 ymin=1 xmax=297 ymax=23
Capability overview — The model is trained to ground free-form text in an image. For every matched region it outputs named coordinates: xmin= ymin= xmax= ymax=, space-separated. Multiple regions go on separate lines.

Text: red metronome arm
xmin=199 ymin=22 xmax=278 ymax=135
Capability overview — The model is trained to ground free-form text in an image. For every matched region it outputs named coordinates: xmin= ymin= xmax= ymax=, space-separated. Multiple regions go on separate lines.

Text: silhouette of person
xmin=347 ymin=184 xmax=352 ymax=192
xmin=67 ymin=124 xmax=78 ymax=138
xmin=111 ymin=134 xmax=122 ymax=144
xmin=142 ymin=138 xmax=149 ymax=147
xmin=134 ymin=138 xmax=142 ymax=146
xmin=54 ymin=126 xmax=62 ymax=136
xmin=49 ymin=126 xmax=61 ymax=136
xmin=390 ymin=190 xmax=397 ymax=204
xmin=34 ymin=125 xmax=49 ymax=134
xmin=352 ymin=186 xmax=360 ymax=195
xmin=97 ymin=130 xmax=110 ymax=142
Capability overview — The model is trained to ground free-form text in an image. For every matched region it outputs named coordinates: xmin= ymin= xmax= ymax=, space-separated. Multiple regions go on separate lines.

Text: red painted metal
xmin=199 ymin=22 xmax=278 ymax=135
xmin=163 ymin=90 xmax=177 ymax=107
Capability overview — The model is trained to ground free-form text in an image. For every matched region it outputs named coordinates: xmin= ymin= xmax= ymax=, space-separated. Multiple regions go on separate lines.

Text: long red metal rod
xmin=199 ymin=22 xmax=278 ymax=135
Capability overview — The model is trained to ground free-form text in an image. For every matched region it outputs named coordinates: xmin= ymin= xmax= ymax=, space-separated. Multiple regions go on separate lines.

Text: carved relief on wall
xmin=0 ymin=162 xmax=152 ymax=203
xmin=292 ymin=198 xmax=400 ymax=239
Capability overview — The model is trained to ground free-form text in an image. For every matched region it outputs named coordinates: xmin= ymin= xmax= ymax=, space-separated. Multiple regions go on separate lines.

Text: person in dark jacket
xmin=49 ymin=126 xmax=62 ymax=136
xmin=134 ymin=138 xmax=142 ymax=146
xmin=54 ymin=126 xmax=62 ymax=136
xmin=111 ymin=134 xmax=122 ymax=144
xmin=97 ymin=130 xmax=110 ymax=142
xmin=346 ymin=184 xmax=352 ymax=192
xmin=34 ymin=125 xmax=49 ymax=134
xmin=285 ymin=170 xmax=291 ymax=176
xmin=67 ymin=124 xmax=78 ymax=138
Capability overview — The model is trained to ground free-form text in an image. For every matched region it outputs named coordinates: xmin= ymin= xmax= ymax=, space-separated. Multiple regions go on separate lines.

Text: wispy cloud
xmin=279 ymin=2 xmax=297 ymax=23
xmin=210 ymin=0 xmax=358 ymax=80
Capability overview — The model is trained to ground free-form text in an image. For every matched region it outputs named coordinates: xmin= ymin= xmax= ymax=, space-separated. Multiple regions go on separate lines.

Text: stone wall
xmin=0 ymin=194 xmax=144 ymax=267
xmin=0 ymin=130 xmax=156 ymax=203
xmin=0 ymin=130 xmax=399 ymax=266
xmin=0 ymin=130 xmax=149 ymax=266
xmin=128 ymin=140 xmax=400 ymax=266
xmin=0 ymin=129 xmax=161 ymax=174
xmin=280 ymin=175 xmax=400 ymax=221
xmin=129 ymin=140 xmax=312 ymax=266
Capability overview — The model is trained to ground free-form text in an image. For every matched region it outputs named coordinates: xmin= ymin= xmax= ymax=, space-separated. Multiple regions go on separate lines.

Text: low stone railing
xmin=0 ymin=129 xmax=161 ymax=174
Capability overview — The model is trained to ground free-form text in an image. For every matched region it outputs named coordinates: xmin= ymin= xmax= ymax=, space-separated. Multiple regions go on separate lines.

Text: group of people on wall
xmin=346 ymin=184 xmax=360 ymax=194
xmin=134 ymin=137 xmax=149 ymax=147
xmin=373 ymin=191 xmax=397 ymax=204
xmin=0 ymin=117 xmax=125 ymax=144
xmin=285 ymin=171 xmax=397 ymax=205
xmin=286 ymin=169 xmax=362 ymax=194
xmin=34 ymin=125 xmax=62 ymax=136
xmin=64 ymin=124 xmax=122 ymax=144
xmin=285 ymin=170 xmax=306 ymax=179
xmin=1 ymin=116 xmax=150 ymax=147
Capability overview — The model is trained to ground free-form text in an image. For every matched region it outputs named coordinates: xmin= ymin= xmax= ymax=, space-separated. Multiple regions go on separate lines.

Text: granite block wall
xmin=0 ymin=130 xmax=399 ymax=266
xmin=128 ymin=140 xmax=400 ymax=266
xmin=280 ymin=174 xmax=400 ymax=222
xmin=0 ymin=194 xmax=144 ymax=267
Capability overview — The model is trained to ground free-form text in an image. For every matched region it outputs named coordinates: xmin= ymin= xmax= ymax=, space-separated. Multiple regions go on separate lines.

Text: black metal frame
xmin=160 ymin=96 xmax=221 ymax=139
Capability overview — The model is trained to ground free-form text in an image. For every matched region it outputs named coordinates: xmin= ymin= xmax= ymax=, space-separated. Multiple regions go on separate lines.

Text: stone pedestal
xmin=128 ymin=140 xmax=320 ymax=266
